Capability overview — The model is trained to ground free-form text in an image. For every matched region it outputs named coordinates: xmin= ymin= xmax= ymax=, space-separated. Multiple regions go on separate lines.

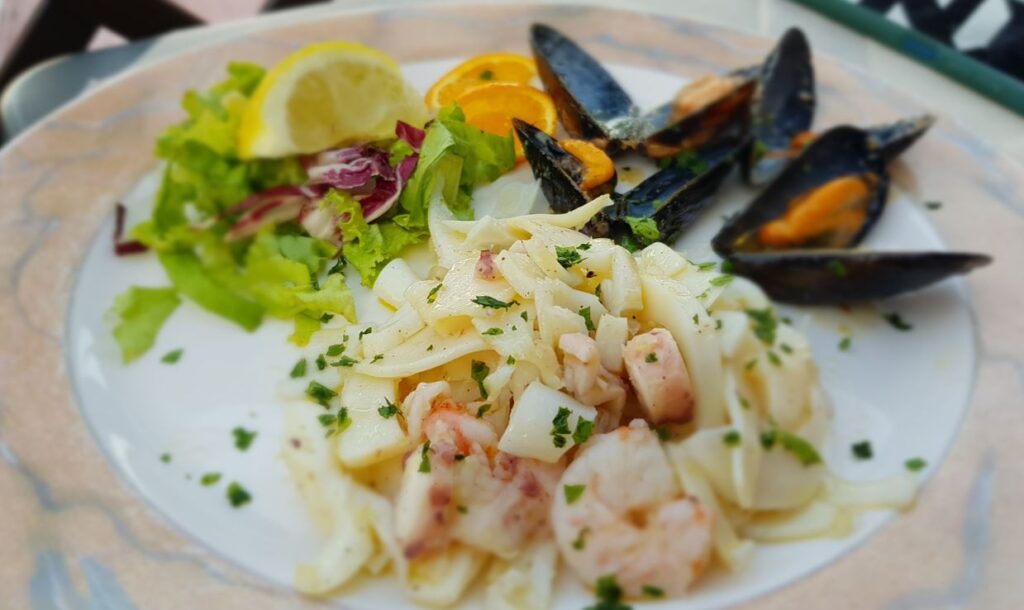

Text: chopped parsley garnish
xmin=305 ymin=381 xmax=337 ymax=407
xmin=655 ymin=426 xmax=671 ymax=441
xmin=839 ymin=336 xmax=852 ymax=351
xmin=722 ymin=430 xmax=742 ymax=446
xmin=660 ymin=149 xmax=708 ymax=174
xmin=319 ymin=313 xmax=334 ymax=324
xmin=925 ymin=201 xmax=942 ymax=210
xmin=226 ymin=482 xmax=252 ymax=508
xmin=624 ymin=216 xmax=661 ymax=246
xmin=720 ymin=259 xmax=735 ymax=274
xmin=780 ymin=343 xmax=793 ymax=354
xmin=851 ymin=440 xmax=873 ymax=460
xmin=160 ymin=453 xmax=171 ymax=464
xmin=745 ymin=358 xmax=758 ymax=370
xmin=739 ymin=396 xmax=751 ymax=410
xmin=577 ymin=242 xmax=591 ymax=251
xmin=232 ymin=427 xmax=257 ymax=451
xmin=746 ymin=308 xmax=778 ymax=345
xmin=315 ymin=354 xmax=327 ymax=371
xmin=884 ymin=312 xmax=913 ymax=331
xmin=520 ymin=311 xmax=529 ymax=322
xmin=427 ymin=283 xmax=442 ymax=304
xmin=331 ymin=356 xmax=358 ymax=367
xmin=696 ymin=261 xmax=717 ymax=271
xmin=506 ymin=355 xmax=516 ymax=365
xmin=692 ymin=313 xmax=700 ymax=326
xmin=579 ymin=306 xmax=596 ymax=331
xmin=715 ymin=318 xmax=723 ymax=330
xmin=326 ymin=343 xmax=345 ymax=356
xmin=471 ymin=360 xmax=490 ymax=398
xmin=456 ymin=505 xmax=469 ymax=514
xmin=588 ymin=575 xmax=631 ymax=610
xmin=645 ymin=352 xmax=658 ymax=363
xmin=161 ymin=348 xmax=184 ymax=364
xmin=472 ymin=295 xmax=518 ymax=309
xmin=760 ymin=430 xmax=822 ymax=466
xmin=475 ymin=403 xmax=491 ymax=418
xmin=200 ymin=472 xmax=221 ymax=486
xmin=318 ymin=408 xmax=351 ymax=437
xmin=642 ymin=585 xmax=665 ymax=598
xmin=479 ymin=69 xmax=494 ymax=81
xmin=572 ymin=527 xmax=590 ymax=550
xmin=752 ymin=140 xmax=768 ymax=157
xmin=710 ymin=274 xmax=734 ymax=287
xmin=482 ymin=327 xmax=503 ymax=336
xmin=427 ymin=344 xmax=434 ymax=351
xmin=371 ymin=354 xmax=384 ymax=363
xmin=418 ymin=441 xmax=432 ymax=473
xmin=378 ymin=398 xmax=400 ymax=419
xmin=564 ymin=484 xmax=586 ymax=504
xmin=555 ymin=245 xmax=584 ymax=268
xmin=828 ymin=259 xmax=848 ymax=278
xmin=289 ymin=358 xmax=307 ymax=378
xmin=550 ymin=407 xmax=572 ymax=448
xmin=358 ymin=327 xmax=373 ymax=339
xmin=905 ymin=457 xmax=927 ymax=471
xmin=572 ymin=419 xmax=595 ymax=445
xmin=767 ymin=350 xmax=782 ymax=366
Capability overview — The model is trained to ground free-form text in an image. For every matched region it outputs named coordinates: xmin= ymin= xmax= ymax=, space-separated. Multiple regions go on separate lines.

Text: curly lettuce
xmin=110 ymin=287 xmax=181 ymax=363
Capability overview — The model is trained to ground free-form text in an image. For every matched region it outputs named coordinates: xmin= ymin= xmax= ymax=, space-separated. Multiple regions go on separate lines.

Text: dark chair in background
xmin=0 ymin=0 xmax=326 ymax=142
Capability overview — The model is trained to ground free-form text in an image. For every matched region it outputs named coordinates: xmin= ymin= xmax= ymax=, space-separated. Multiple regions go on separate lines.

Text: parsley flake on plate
xmin=226 ymin=482 xmax=252 ymax=508
xmin=160 ymin=348 xmax=184 ymax=364
xmin=232 ymin=427 xmax=257 ymax=451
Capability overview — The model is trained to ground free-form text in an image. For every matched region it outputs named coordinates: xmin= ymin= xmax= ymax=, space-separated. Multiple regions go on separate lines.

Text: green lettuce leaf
xmin=399 ymin=103 xmax=515 ymax=223
xmin=152 ymin=63 xmax=305 ymax=229
xmin=289 ymin=314 xmax=322 ymax=347
xmin=159 ymin=250 xmax=264 ymax=331
xmin=240 ymin=231 xmax=355 ymax=322
xmin=110 ymin=287 xmax=181 ymax=363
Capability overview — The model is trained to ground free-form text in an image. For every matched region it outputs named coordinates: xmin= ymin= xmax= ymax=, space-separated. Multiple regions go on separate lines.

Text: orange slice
xmin=426 ymin=53 xmax=538 ymax=109
xmin=454 ymin=83 xmax=557 ymax=159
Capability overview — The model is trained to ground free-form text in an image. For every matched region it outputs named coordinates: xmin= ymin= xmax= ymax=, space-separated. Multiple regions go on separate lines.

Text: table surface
xmin=101 ymin=0 xmax=1024 ymax=167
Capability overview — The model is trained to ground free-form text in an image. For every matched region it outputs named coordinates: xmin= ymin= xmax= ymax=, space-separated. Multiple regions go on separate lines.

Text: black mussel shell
xmin=643 ymin=72 xmax=756 ymax=159
xmin=864 ymin=114 xmax=936 ymax=162
xmin=530 ymin=24 xmax=639 ymax=151
xmin=745 ymin=28 xmax=816 ymax=186
xmin=514 ymin=118 xmax=616 ymax=214
xmin=724 ymin=251 xmax=991 ymax=304
xmin=714 ymin=125 xmax=888 ymax=255
xmin=610 ymin=137 xmax=740 ymax=242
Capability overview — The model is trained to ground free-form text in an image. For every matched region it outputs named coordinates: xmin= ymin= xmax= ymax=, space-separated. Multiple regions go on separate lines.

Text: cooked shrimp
xmin=401 ymin=381 xmax=450 ymax=442
xmin=396 ymin=399 xmax=560 ymax=559
xmin=552 ymin=420 xmax=713 ymax=598
xmin=559 ymin=333 xmax=626 ymax=431
xmin=622 ymin=328 xmax=695 ymax=424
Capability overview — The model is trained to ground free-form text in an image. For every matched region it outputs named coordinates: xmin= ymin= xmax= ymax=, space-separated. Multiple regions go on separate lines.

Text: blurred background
xmin=0 ymin=0 xmax=1021 ymax=154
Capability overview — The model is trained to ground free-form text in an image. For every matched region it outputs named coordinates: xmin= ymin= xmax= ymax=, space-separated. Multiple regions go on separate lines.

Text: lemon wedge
xmin=238 ymin=42 xmax=427 ymax=158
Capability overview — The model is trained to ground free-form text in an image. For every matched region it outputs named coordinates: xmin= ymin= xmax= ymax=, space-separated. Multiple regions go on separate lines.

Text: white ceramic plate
xmin=66 ymin=60 xmax=975 ymax=609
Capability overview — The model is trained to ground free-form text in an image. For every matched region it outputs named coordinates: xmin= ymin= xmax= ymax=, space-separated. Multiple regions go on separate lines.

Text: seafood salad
xmin=281 ymin=197 xmax=915 ymax=606
xmin=104 ymin=16 xmax=992 ymax=610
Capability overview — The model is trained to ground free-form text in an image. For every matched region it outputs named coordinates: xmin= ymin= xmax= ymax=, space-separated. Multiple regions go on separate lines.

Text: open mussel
xmin=724 ymin=251 xmax=991 ymax=305
xmin=715 ymin=126 xmax=887 ymax=253
xmin=713 ymin=123 xmax=991 ymax=303
xmin=530 ymin=24 xmax=641 ymax=151
xmin=744 ymin=28 xmax=815 ymax=186
xmin=642 ymin=68 xmax=757 ymax=159
xmin=513 ymin=118 xmax=617 ymax=214
xmin=515 ymin=119 xmax=737 ymax=243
